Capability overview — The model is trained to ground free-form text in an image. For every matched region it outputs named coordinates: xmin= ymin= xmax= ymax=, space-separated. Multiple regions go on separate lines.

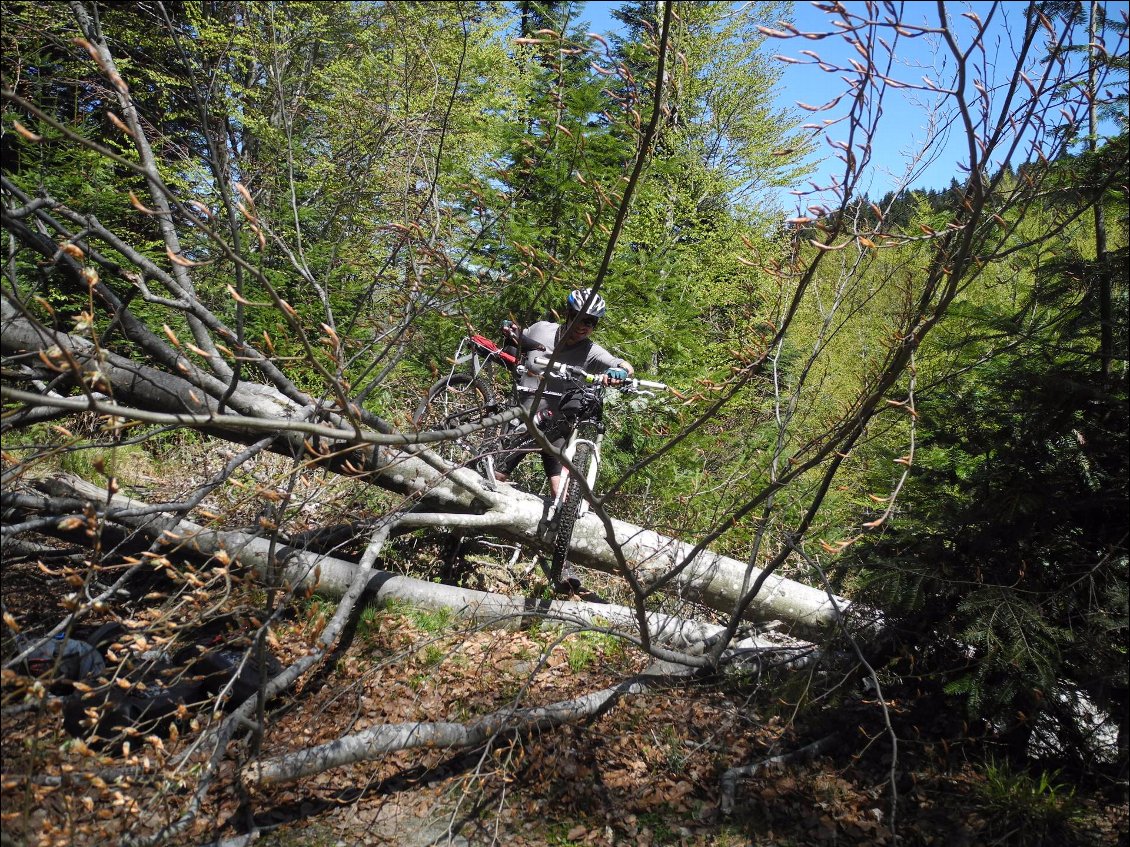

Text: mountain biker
xmin=494 ymin=287 xmax=634 ymax=499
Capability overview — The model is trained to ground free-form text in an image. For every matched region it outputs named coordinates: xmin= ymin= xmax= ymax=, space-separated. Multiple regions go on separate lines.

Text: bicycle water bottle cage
xmin=470 ymin=334 xmax=517 ymax=366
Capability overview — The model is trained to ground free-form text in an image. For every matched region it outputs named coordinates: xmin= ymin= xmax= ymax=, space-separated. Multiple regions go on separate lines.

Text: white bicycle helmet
xmin=566 ymin=287 xmax=607 ymax=318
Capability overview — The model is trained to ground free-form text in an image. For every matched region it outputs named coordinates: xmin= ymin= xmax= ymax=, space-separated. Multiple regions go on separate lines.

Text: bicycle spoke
xmin=414 ymin=375 xmax=497 ymax=469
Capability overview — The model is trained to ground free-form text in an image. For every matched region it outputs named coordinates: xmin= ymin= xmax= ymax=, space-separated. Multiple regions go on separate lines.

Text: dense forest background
xmin=1 ymin=2 xmax=1126 ymax=846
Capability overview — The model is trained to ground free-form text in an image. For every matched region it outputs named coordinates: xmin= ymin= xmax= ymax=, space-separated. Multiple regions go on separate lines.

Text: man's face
xmin=562 ymin=311 xmax=598 ymax=344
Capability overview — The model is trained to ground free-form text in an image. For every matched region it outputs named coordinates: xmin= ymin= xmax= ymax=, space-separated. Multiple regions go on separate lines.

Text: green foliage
xmin=420 ymin=642 xmax=447 ymax=668
xmin=841 ymin=134 xmax=1129 ymax=768
xmin=1 ymin=421 xmax=167 ymax=487
xmin=943 ymin=588 xmax=1073 ymax=713
xmin=976 ymin=757 xmax=1083 ymax=844
xmin=562 ymin=628 xmax=622 ymax=671
xmin=395 ymin=602 xmax=455 ymax=635
xmin=56 ymin=441 xmax=138 ymax=483
xmin=371 ymin=1 xmax=813 ymax=549
xmin=356 ymin=602 xmax=383 ymax=642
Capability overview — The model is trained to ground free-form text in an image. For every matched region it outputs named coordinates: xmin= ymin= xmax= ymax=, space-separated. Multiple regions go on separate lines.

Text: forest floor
xmin=1 ymin=441 xmax=1127 ymax=847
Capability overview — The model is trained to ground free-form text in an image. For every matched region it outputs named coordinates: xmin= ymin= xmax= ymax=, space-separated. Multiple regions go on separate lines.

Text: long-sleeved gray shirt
xmin=518 ymin=320 xmax=626 ymax=403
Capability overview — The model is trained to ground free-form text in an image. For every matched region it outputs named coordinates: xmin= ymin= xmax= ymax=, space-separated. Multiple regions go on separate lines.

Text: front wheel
xmin=549 ymin=441 xmax=594 ymax=589
xmin=413 ymin=374 xmax=497 ymax=469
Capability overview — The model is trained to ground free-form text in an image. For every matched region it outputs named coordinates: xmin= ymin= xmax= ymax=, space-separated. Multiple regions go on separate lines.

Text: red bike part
xmin=470 ymin=334 xmax=517 ymax=366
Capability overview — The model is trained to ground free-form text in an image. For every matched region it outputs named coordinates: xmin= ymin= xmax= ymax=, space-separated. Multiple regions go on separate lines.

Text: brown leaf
xmin=129 ymin=192 xmax=158 ymax=214
xmin=13 ymin=120 xmax=43 ymax=142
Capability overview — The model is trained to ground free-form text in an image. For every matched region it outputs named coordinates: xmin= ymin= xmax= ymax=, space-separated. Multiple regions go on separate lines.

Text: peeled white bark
xmin=36 ymin=476 xmax=818 ymax=665
xmin=4 ymin=309 xmax=850 ymax=637
xmin=244 ymin=673 xmax=670 ymax=787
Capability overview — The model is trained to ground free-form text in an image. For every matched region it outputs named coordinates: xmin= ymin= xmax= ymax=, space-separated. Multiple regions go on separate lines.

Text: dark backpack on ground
xmin=62 ymin=615 xmax=282 ymax=747
xmin=16 ymin=622 xmax=123 ymax=692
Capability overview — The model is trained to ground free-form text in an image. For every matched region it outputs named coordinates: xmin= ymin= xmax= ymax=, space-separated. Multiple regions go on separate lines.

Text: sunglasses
xmin=569 ymin=313 xmax=598 ymax=328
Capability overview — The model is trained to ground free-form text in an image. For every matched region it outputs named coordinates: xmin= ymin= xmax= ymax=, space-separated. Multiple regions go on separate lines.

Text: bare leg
xmin=549 ymin=472 xmax=563 ymax=499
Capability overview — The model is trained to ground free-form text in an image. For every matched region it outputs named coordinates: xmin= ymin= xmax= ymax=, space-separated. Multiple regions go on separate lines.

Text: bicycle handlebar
xmin=529 ymin=355 xmax=669 ymax=393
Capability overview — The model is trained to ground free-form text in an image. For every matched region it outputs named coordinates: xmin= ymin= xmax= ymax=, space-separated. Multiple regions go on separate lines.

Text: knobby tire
xmin=550 ymin=441 xmax=593 ymax=586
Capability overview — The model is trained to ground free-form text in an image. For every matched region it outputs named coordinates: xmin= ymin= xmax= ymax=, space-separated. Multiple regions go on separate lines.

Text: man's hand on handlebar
xmin=501 ymin=320 xmax=521 ymax=344
xmin=603 ymin=367 xmax=629 ymax=386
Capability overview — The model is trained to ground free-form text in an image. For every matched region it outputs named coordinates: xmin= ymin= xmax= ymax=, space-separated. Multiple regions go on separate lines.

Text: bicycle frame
xmin=525 ymin=358 xmax=669 ymax=589
xmin=530 ymin=357 xmax=666 ymax=522
xmin=441 ymin=333 xmax=518 ymax=385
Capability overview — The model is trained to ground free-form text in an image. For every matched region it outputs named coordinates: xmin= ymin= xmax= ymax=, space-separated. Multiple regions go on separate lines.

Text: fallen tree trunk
xmin=244 ymin=667 xmax=688 ymax=787
xmin=2 ymin=307 xmax=851 ymax=637
xmin=17 ymin=476 xmax=819 ymax=666
xmin=10 ymin=477 xmax=822 ymax=797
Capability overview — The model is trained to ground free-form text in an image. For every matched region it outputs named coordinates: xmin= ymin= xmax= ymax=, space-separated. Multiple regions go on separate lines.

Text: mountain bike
xmin=414 ymin=337 xmax=669 ymax=590
xmin=412 ymin=330 xmax=529 ymax=484
xmin=526 ymin=356 xmax=668 ymax=589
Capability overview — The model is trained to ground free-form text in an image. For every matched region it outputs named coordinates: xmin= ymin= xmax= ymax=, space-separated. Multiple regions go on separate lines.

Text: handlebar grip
xmin=634 ymin=378 xmax=667 ymax=391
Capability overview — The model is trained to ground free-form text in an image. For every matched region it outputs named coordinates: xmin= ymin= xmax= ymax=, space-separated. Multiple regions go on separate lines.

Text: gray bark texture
xmin=2 ymin=305 xmax=851 ymax=638
xmin=23 ymin=476 xmax=820 ymax=667
xmin=244 ymin=672 xmax=676 ymax=786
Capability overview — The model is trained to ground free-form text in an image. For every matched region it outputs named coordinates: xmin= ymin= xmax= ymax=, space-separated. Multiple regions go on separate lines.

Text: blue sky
xmin=576 ymin=2 xmax=1122 ymax=212
xmin=760 ymin=1 xmax=1023 ymax=210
